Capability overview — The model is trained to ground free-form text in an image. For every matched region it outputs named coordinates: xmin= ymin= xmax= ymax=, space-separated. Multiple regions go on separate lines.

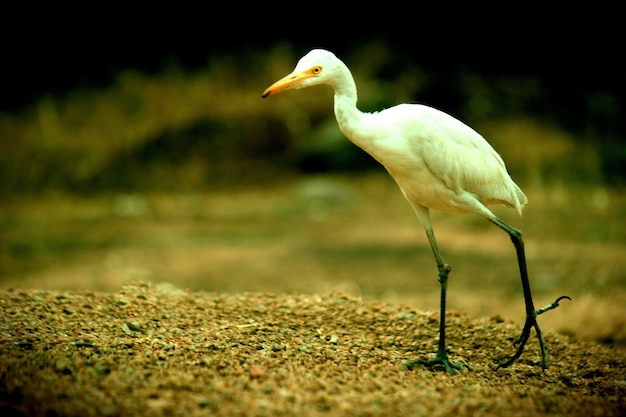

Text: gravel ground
xmin=1 ymin=282 xmax=624 ymax=417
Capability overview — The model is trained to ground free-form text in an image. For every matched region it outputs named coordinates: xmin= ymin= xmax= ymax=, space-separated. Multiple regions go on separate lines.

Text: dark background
xmin=2 ymin=7 xmax=624 ymax=190
xmin=3 ymin=9 xmax=623 ymax=115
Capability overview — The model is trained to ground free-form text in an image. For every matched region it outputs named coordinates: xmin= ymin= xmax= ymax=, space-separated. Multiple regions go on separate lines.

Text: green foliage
xmin=0 ymin=43 xmax=620 ymax=195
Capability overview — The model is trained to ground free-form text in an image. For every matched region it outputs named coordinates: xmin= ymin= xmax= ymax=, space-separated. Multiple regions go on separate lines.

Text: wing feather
xmin=362 ymin=104 xmax=527 ymax=215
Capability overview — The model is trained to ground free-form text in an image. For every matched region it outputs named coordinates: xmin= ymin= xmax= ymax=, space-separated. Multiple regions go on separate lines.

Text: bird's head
xmin=262 ymin=49 xmax=340 ymax=98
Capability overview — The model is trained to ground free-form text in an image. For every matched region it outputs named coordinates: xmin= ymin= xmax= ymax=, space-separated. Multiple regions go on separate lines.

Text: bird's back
xmin=350 ymin=104 xmax=527 ymax=217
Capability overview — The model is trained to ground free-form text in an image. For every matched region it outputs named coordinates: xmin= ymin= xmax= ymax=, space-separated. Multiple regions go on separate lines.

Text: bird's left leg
xmin=489 ymin=217 xmax=570 ymax=370
xmin=405 ymin=206 xmax=468 ymax=374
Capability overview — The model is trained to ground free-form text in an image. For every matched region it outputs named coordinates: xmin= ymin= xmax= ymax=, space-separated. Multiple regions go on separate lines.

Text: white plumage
xmin=263 ymin=49 xmax=568 ymax=373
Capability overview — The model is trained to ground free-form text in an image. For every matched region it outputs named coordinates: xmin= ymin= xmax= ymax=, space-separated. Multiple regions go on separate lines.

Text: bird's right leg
xmin=406 ymin=207 xmax=468 ymax=374
xmin=489 ymin=217 xmax=570 ymax=370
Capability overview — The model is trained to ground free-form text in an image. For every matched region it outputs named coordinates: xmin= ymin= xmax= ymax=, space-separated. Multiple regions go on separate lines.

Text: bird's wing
xmin=391 ymin=105 xmax=525 ymax=212
xmin=422 ymin=108 xmax=524 ymax=210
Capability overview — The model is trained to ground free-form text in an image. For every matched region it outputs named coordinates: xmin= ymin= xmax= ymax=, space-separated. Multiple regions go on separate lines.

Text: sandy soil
xmin=3 ymin=175 xmax=626 ymax=349
xmin=2 ymin=175 xmax=626 ymax=416
xmin=1 ymin=283 xmax=624 ymax=417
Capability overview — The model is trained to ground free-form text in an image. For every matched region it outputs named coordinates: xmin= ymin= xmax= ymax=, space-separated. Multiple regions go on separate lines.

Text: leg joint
xmin=509 ymin=229 xmax=523 ymax=247
xmin=437 ymin=263 xmax=451 ymax=284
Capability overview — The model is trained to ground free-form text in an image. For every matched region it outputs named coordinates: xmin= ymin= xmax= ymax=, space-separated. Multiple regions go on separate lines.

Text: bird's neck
xmin=331 ymin=73 xmax=368 ymax=148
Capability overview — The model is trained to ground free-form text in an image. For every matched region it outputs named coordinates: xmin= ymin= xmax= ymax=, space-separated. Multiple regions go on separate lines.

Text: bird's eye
xmin=311 ymin=66 xmax=322 ymax=74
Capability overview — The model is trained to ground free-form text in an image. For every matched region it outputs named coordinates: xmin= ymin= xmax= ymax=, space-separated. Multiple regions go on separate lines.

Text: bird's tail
xmin=513 ymin=183 xmax=528 ymax=216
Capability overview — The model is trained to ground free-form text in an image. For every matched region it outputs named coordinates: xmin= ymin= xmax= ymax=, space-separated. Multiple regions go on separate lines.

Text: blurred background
xmin=1 ymin=9 xmax=625 ymax=346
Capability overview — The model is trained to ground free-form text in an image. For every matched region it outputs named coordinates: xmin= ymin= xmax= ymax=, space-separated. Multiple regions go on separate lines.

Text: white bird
xmin=262 ymin=49 xmax=569 ymax=373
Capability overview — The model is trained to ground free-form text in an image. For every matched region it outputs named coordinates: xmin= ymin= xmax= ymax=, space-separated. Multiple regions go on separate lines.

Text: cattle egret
xmin=262 ymin=49 xmax=570 ymax=373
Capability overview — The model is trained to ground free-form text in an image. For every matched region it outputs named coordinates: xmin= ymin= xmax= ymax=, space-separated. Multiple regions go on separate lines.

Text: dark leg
xmin=489 ymin=217 xmax=570 ymax=370
xmin=406 ymin=222 xmax=468 ymax=374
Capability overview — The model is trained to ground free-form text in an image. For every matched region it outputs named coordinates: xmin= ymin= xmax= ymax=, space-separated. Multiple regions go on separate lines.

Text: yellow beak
xmin=262 ymin=70 xmax=313 ymax=98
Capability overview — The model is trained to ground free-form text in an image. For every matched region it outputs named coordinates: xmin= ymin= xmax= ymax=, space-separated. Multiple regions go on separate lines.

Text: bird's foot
xmin=405 ymin=353 xmax=469 ymax=375
xmin=497 ymin=296 xmax=571 ymax=371
xmin=497 ymin=315 xmax=540 ymax=370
